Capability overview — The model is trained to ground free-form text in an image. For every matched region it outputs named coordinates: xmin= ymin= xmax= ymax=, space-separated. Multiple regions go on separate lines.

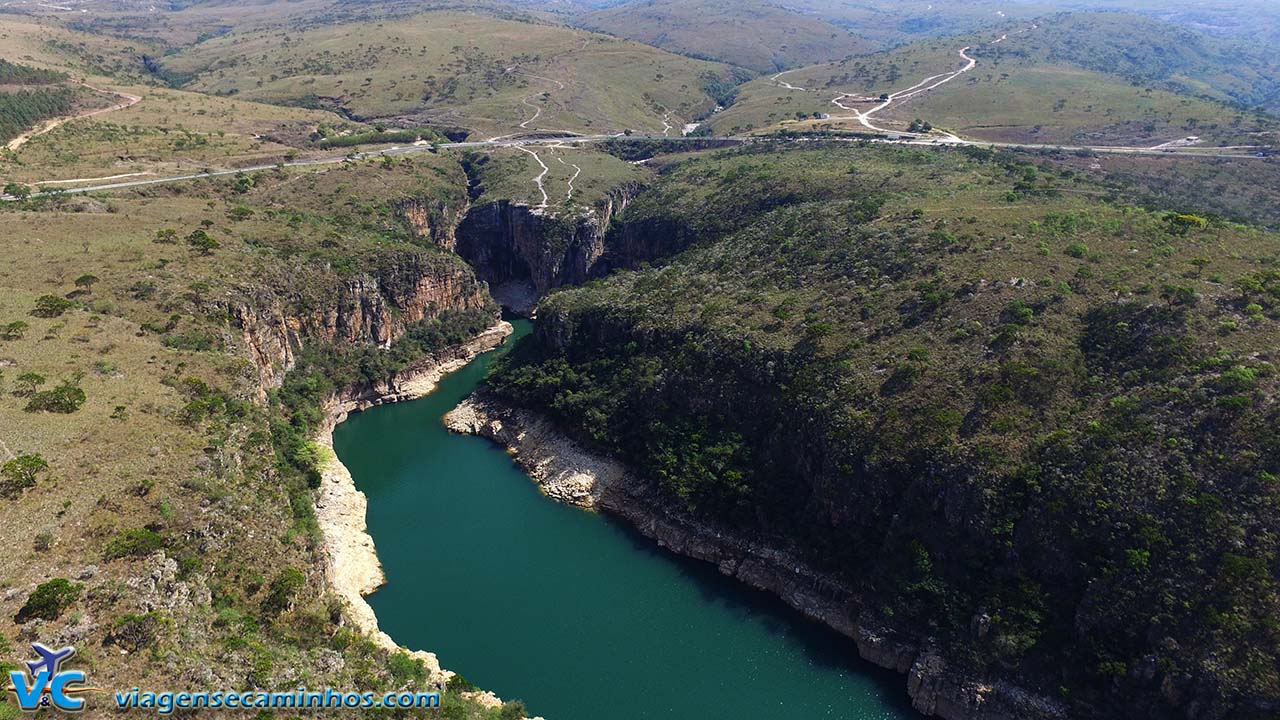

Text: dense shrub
xmin=24 ymin=382 xmax=86 ymax=413
xmin=15 ymin=579 xmax=81 ymax=623
xmin=103 ymin=528 xmax=165 ymax=560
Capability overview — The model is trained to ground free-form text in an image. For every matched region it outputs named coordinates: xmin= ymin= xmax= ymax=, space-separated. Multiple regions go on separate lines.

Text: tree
xmin=154 ymin=228 xmax=178 ymax=244
xmin=1 ymin=320 xmax=28 ymax=340
xmin=13 ymin=371 xmax=45 ymax=396
xmin=31 ymin=294 xmax=73 ymax=318
xmin=15 ymin=579 xmax=81 ymax=623
xmin=73 ymin=274 xmax=99 ymax=292
xmin=3 ymin=182 xmax=31 ymax=200
xmin=185 ymin=229 xmax=220 ymax=256
xmin=1 ymin=453 xmax=47 ymax=496
xmin=1160 ymin=283 xmax=1198 ymax=308
xmin=103 ymin=528 xmax=164 ymax=560
xmin=25 ymin=381 xmax=86 ymax=413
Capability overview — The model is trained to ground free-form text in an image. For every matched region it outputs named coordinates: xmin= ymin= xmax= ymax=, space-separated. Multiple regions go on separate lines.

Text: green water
xmin=332 ymin=320 xmax=918 ymax=720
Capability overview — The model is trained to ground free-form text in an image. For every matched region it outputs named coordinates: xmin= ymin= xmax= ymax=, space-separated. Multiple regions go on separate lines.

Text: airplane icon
xmin=25 ymin=643 xmax=76 ymax=678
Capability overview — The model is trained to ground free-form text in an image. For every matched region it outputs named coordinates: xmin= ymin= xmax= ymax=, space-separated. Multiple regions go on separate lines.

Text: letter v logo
xmin=10 ymin=669 xmax=49 ymax=710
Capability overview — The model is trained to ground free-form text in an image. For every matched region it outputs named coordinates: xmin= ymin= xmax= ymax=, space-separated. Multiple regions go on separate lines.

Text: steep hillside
xmin=486 ymin=142 xmax=1280 ymax=720
xmin=0 ymin=154 xmax=522 ymax=719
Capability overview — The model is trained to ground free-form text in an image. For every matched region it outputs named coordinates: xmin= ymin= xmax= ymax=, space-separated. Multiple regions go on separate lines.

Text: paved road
xmin=5 ymin=135 xmax=618 ymax=199
xmin=2 ymin=129 xmax=1269 ymax=202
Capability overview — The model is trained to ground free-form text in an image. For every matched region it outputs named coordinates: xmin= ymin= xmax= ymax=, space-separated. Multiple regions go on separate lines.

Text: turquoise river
xmin=332 ymin=320 xmax=918 ymax=720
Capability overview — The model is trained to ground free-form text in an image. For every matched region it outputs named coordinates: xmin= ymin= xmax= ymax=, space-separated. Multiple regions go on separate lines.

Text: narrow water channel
xmin=332 ymin=320 xmax=918 ymax=720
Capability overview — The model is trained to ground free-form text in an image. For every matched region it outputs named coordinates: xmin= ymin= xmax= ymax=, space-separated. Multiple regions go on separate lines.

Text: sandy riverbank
xmin=311 ymin=321 xmax=512 ymax=700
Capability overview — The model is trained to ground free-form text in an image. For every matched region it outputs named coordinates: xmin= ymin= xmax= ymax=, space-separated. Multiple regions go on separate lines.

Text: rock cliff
xmin=446 ymin=393 xmax=1071 ymax=720
xmin=453 ymin=184 xmax=642 ymax=296
xmin=230 ymin=249 xmax=490 ymax=390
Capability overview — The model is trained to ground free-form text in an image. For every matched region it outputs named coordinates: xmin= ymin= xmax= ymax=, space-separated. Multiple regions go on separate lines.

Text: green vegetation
xmin=25 ymin=380 xmax=87 ymax=413
xmin=103 ymin=527 xmax=166 ymax=560
xmin=0 ymin=58 xmax=67 ymax=85
xmin=0 ymin=88 xmax=73 ymax=143
xmin=15 ymin=578 xmax=81 ymax=623
xmin=489 ymin=143 xmax=1280 ymax=716
xmin=1 ymin=453 xmax=48 ymax=497
xmin=315 ymin=126 xmax=446 ymax=148
xmin=262 ymin=568 xmax=305 ymax=614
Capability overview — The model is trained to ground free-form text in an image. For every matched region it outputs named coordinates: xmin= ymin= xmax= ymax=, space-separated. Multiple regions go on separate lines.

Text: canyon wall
xmin=453 ymin=184 xmax=647 ymax=295
xmin=230 ymin=249 xmax=491 ymax=390
xmin=446 ymin=394 xmax=1069 ymax=720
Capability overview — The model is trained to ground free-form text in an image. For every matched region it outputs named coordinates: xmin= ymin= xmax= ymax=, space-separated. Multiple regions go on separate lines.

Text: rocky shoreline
xmin=312 ymin=321 xmax=513 ymax=707
xmin=445 ymin=392 xmax=1070 ymax=720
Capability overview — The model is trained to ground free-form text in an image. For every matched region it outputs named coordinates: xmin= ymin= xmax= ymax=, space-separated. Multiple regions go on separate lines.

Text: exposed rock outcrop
xmin=446 ymin=393 xmax=1070 ymax=720
xmin=396 ymin=195 xmax=469 ymax=248
xmin=454 ymin=184 xmax=640 ymax=296
xmin=230 ymin=251 xmax=490 ymax=390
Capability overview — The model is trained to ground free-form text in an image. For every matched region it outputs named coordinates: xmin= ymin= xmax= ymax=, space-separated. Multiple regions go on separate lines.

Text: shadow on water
xmin=335 ymin=319 xmax=922 ymax=720
xmin=600 ymin=512 xmax=918 ymax=713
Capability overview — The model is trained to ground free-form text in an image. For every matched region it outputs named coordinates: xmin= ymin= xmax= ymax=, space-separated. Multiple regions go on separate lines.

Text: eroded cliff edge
xmin=453 ymin=184 xmax=645 ymax=298
xmin=230 ymin=247 xmax=491 ymax=390
xmin=446 ymin=393 xmax=1069 ymax=720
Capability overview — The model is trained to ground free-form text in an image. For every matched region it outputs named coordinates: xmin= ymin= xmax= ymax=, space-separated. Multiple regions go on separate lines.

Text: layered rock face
xmin=396 ymin=195 xmax=469 ymax=248
xmin=454 ymin=185 xmax=643 ymax=296
xmin=231 ymin=250 xmax=490 ymax=390
xmin=446 ymin=394 xmax=1069 ymax=720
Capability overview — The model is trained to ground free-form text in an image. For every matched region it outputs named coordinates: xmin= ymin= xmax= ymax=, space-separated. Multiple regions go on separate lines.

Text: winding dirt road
xmin=830 ymin=45 xmax=977 ymax=140
xmin=515 ymin=145 xmax=550 ymax=210
xmin=556 ymin=155 xmax=582 ymax=202
xmin=5 ymin=84 xmax=141 ymax=152
xmin=781 ymin=23 xmax=1044 ymax=144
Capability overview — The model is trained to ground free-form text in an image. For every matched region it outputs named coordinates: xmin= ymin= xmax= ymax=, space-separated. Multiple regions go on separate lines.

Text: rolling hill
xmin=707 ymin=13 xmax=1279 ymax=147
xmin=158 ymin=9 xmax=741 ymax=138
xmin=574 ymin=0 xmax=872 ymax=73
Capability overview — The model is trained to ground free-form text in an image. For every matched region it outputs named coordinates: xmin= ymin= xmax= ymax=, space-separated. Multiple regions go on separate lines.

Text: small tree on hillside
xmin=26 ymin=380 xmax=86 ymax=414
xmin=185 ymin=229 xmax=220 ymax=256
xmin=3 ymin=182 xmax=31 ymax=200
xmin=74 ymin=274 xmax=99 ymax=292
xmin=13 ymin=371 xmax=45 ymax=397
xmin=31 ymin=294 xmax=73 ymax=318
xmin=1 ymin=320 xmax=28 ymax=340
xmin=1 ymin=453 xmax=48 ymax=497
xmin=15 ymin=579 xmax=81 ymax=623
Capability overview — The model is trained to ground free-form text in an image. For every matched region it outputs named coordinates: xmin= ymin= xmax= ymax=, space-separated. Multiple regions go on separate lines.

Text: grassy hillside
xmin=463 ymin=144 xmax=647 ymax=212
xmin=708 ymin=15 xmax=1279 ymax=146
xmin=159 ymin=9 xmax=740 ymax=137
xmin=488 ymin=142 xmax=1280 ymax=719
xmin=575 ymin=0 xmax=872 ymax=73
xmin=996 ymin=12 xmax=1280 ymax=114
xmin=2 ymin=86 xmax=359 ymax=184
xmin=0 ymin=154 xmax=518 ymax=719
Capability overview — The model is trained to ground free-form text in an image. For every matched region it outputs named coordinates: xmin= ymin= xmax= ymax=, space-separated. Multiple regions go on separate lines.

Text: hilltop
xmin=157 ymin=9 xmax=741 ymax=138
xmin=708 ymin=13 xmax=1279 ymax=147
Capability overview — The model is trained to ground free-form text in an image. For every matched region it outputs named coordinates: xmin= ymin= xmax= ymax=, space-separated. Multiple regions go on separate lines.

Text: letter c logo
xmin=50 ymin=670 xmax=86 ymax=711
